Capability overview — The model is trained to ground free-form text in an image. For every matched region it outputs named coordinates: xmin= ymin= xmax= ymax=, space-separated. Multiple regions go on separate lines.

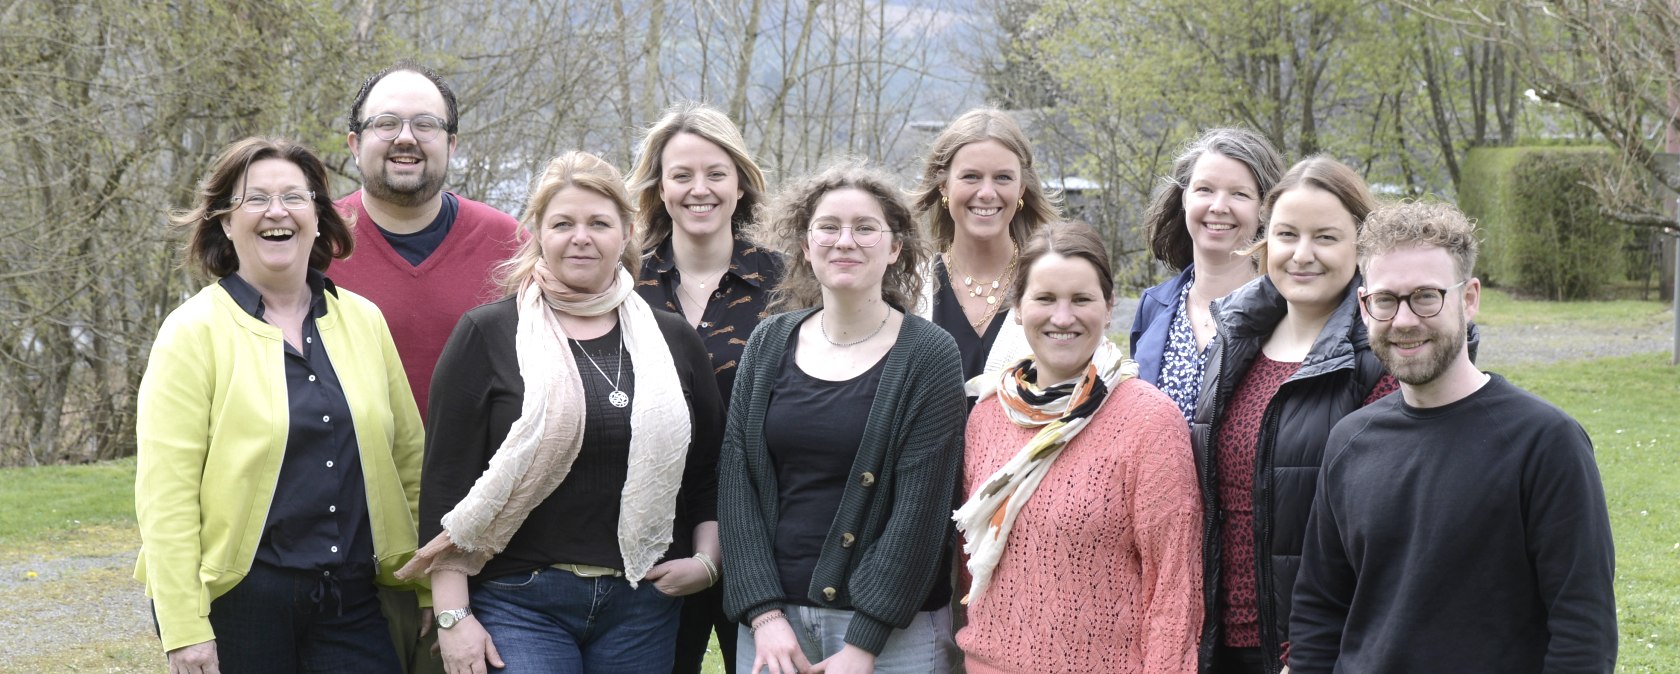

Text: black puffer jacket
xmin=1189 ymin=275 xmax=1387 ymax=674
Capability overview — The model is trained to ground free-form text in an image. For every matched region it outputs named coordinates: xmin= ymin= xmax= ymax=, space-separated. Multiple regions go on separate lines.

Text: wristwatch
xmin=435 ymin=607 xmax=472 ymax=630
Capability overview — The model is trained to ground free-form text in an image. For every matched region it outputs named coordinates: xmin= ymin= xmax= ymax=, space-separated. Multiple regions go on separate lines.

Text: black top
xmin=419 ymin=297 xmax=725 ymax=585
xmin=637 ymin=234 xmax=784 ymax=405
xmin=930 ymin=257 xmax=1006 ymax=381
xmin=221 ymin=271 xmax=375 ymax=578
xmin=763 ymin=323 xmax=889 ymax=607
xmin=1290 ymin=374 xmax=1617 ymax=673
xmin=379 ymin=192 xmax=458 ymax=266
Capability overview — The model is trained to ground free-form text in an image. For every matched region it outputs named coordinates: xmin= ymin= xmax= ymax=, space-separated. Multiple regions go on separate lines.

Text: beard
xmin=361 ymin=151 xmax=447 ymax=208
xmin=1372 ymin=312 xmax=1464 ymax=386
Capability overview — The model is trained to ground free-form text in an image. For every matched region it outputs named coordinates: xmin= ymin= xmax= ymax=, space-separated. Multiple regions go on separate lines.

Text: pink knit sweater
xmin=958 ymin=377 xmax=1203 ymax=674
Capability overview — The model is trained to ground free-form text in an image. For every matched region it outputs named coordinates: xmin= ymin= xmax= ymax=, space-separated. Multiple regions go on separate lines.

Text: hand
xmin=419 ymin=607 xmax=434 ymax=638
xmin=437 ymin=615 xmax=504 ymax=674
xmin=643 ymin=557 xmax=711 ymax=597
xmin=749 ymin=613 xmax=812 ymax=674
xmin=808 ymin=644 xmax=875 ymax=674
xmin=167 ymin=640 xmax=220 ymax=674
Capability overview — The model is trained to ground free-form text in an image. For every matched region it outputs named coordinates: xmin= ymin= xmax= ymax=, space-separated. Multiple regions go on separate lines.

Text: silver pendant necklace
xmin=576 ymin=330 xmax=629 ymax=408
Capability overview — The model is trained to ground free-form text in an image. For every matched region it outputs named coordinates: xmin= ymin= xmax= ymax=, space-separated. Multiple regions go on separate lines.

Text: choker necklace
xmin=820 ymin=307 xmax=891 ymax=347
xmin=576 ymin=330 xmax=629 ymax=408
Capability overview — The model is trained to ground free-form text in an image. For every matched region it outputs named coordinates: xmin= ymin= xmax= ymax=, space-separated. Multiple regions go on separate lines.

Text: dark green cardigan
xmin=719 ymin=307 xmax=967 ymax=655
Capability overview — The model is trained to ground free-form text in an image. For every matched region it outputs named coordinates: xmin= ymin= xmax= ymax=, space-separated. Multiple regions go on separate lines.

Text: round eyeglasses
xmin=359 ymin=113 xmax=448 ymax=142
xmin=1360 ymin=281 xmax=1467 ymax=321
xmin=809 ymin=222 xmax=890 ymax=247
xmin=234 ymin=191 xmax=315 ymax=213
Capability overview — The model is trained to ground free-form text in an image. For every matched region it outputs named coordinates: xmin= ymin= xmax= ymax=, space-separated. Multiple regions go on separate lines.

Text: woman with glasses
xmin=1131 ymin=129 xmax=1284 ymax=424
xmin=908 ymin=108 xmax=1060 ymax=383
xmin=1189 ymin=157 xmax=1398 ymax=674
xmin=720 ymin=163 xmax=968 ymax=674
xmin=136 ymin=137 xmax=423 ymax=672
xmin=627 ymin=103 xmax=781 ymax=673
xmin=399 ymin=151 xmax=724 ymax=674
xmin=955 ymin=220 xmax=1202 ymax=674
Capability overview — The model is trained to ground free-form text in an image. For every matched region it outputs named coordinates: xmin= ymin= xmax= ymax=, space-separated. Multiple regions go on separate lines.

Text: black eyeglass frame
xmin=1360 ymin=280 xmax=1468 ymax=321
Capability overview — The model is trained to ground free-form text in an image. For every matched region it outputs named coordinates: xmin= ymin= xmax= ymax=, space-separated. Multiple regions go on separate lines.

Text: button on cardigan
xmin=719 ymin=308 xmax=967 ymax=655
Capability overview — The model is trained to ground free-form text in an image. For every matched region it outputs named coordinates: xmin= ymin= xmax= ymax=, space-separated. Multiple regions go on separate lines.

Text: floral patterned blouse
xmin=1158 ymin=281 xmax=1210 ymax=423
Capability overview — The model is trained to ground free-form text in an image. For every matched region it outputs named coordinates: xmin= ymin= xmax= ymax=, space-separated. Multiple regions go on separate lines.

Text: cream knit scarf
xmin=397 ymin=263 xmax=691 ymax=587
xmin=954 ymin=338 xmax=1137 ymax=603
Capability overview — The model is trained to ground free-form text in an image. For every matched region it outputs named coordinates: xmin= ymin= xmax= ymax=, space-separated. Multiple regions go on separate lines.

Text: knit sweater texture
xmin=134 ymin=282 xmax=424 ymax=652
xmin=719 ymin=309 xmax=968 ymax=655
xmin=957 ymin=377 xmax=1203 ymax=674
xmin=331 ymin=191 xmax=522 ymax=419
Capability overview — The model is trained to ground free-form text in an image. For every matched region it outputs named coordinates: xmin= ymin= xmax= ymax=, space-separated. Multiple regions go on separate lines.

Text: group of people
xmin=134 ymin=61 xmax=1619 ymax=674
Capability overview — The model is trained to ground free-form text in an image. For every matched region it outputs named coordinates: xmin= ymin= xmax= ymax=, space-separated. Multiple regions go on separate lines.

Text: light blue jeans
xmin=736 ymin=605 xmax=953 ymax=674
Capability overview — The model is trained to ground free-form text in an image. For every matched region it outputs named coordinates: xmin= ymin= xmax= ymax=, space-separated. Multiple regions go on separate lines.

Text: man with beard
xmin=1288 ymin=201 xmax=1617 ymax=673
xmin=333 ymin=62 xmax=522 ymax=674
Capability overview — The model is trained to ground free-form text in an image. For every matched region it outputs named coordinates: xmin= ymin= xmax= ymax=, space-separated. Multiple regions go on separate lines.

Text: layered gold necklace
xmin=944 ymin=244 xmax=1018 ymax=329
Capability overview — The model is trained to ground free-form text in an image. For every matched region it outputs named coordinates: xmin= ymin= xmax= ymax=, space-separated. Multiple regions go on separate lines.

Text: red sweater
xmin=330 ymin=191 xmax=522 ymax=419
xmin=958 ymin=377 xmax=1204 ymax=674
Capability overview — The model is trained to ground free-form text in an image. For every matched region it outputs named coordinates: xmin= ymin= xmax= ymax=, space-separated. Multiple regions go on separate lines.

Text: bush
xmin=1460 ymin=146 xmax=1630 ymax=299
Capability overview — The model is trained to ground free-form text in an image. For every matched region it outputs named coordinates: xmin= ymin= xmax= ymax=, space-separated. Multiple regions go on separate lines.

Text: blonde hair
xmin=497 ymin=151 xmax=638 ymax=295
xmin=754 ymin=161 xmax=928 ymax=313
xmin=627 ymin=102 xmax=767 ymax=252
xmin=908 ymin=108 xmax=1060 ymax=250
xmin=1359 ymin=200 xmax=1481 ymax=281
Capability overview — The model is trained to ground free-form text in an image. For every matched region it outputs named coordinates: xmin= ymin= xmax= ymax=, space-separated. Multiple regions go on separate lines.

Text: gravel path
xmin=4 ymin=295 xmax=1671 ymax=669
xmin=0 ymin=548 xmax=150 ymax=667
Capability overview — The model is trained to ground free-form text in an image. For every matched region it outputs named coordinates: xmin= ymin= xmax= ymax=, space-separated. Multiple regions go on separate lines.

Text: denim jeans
xmin=472 ymin=566 xmax=683 ymax=674
xmin=735 ymin=605 xmax=952 ymax=674
xmin=207 ymin=560 xmax=401 ymax=673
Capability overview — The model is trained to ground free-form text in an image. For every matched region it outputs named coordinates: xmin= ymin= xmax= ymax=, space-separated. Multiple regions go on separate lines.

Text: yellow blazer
xmin=134 ymin=281 xmax=424 ymax=651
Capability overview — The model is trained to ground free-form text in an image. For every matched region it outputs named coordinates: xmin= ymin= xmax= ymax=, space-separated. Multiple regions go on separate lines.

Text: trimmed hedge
xmin=1459 ymin=146 xmax=1629 ymax=299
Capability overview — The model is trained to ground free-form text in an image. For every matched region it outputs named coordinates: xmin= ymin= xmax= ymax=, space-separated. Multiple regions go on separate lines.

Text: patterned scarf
xmin=396 ymin=263 xmax=691 ymax=587
xmin=954 ymin=338 xmax=1137 ymax=603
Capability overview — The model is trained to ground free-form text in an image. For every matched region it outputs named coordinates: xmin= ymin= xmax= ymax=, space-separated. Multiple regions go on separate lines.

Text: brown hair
xmin=1359 ymin=200 xmax=1481 ymax=281
xmin=170 ymin=137 xmax=353 ymax=280
xmin=754 ymin=160 xmax=928 ymax=313
xmin=1008 ymin=220 xmax=1116 ymax=307
xmin=496 ymin=151 xmax=639 ymax=295
xmin=1250 ymin=155 xmax=1378 ymax=268
xmin=628 ymin=102 xmax=768 ymax=252
xmin=1143 ymin=127 xmax=1284 ymax=270
xmin=908 ymin=108 xmax=1061 ymax=250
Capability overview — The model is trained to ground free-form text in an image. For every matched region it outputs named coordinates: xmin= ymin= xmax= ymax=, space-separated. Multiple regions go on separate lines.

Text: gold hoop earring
xmin=1017 ymin=198 xmax=1025 ymax=210
xmin=941 ymin=195 xmax=948 ymax=207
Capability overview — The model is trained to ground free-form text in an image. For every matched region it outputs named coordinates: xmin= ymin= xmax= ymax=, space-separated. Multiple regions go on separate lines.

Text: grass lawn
xmin=1 ymin=351 xmax=1674 ymax=671
xmin=1477 ymin=287 xmax=1675 ymax=331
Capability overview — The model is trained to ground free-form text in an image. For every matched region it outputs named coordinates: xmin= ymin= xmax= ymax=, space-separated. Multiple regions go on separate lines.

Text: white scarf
xmin=397 ymin=265 xmax=692 ymax=586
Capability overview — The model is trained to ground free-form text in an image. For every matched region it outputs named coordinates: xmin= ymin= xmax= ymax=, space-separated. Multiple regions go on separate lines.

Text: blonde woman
xmin=401 ymin=152 xmax=723 ymax=674
xmin=908 ymin=108 xmax=1060 ymax=381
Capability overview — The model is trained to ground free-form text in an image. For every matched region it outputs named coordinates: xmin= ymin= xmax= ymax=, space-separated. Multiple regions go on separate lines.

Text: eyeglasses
xmin=1360 ymin=281 xmax=1467 ymax=321
xmin=809 ymin=222 xmax=891 ymax=247
xmin=234 ymin=191 xmax=314 ymax=213
xmin=359 ymin=113 xmax=448 ymax=142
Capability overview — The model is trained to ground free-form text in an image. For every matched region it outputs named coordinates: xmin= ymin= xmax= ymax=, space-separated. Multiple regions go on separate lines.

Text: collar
xmin=219 ymin=268 xmax=336 ymax=320
xmin=645 ymin=234 xmax=779 ymax=289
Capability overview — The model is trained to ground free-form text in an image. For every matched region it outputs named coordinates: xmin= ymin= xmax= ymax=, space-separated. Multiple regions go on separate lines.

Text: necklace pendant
xmin=608 ymin=390 xmax=629 ymax=408
xmin=990 ymin=279 xmax=1000 ymax=289
xmin=986 ymin=295 xmax=998 ymax=305
xmin=963 ymin=275 xmax=974 ymax=286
